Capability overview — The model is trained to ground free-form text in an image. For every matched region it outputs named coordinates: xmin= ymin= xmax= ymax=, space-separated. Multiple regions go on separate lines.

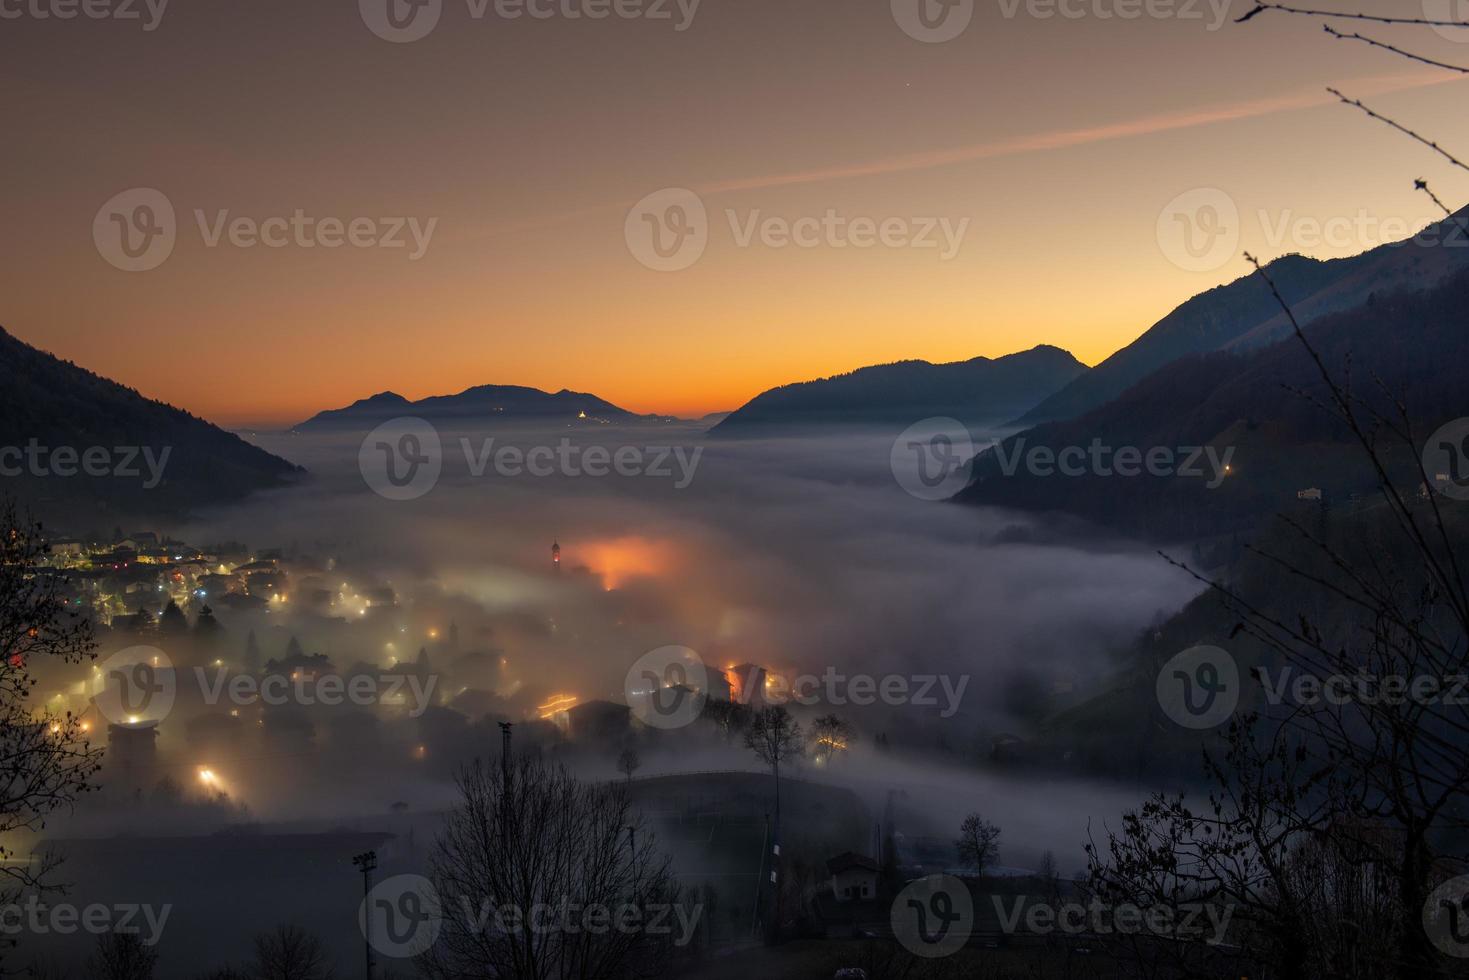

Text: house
xmin=727 ymin=663 xmax=769 ymax=706
xmin=106 ymin=721 xmax=160 ymax=790
xmin=232 ymin=558 xmax=279 ymax=574
xmin=1297 ymin=487 xmax=1323 ymax=501
xmin=827 ymin=852 xmax=880 ymax=902
xmin=566 ymin=700 xmax=630 ymax=742
xmin=699 ymin=665 xmax=733 ymax=702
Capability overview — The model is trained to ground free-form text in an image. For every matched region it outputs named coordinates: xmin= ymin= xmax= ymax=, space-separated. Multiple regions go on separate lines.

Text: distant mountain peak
xmin=294 ymin=383 xmax=658 ymax=431
xmin=352 ymin=391 xmax=409 ymax=407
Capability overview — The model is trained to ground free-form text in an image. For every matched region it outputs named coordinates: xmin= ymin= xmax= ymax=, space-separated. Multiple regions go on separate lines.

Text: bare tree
xmin=85 ymin=932 xmax=159 ymax=980
xmin=742 ymin=707 xmax=804 ymax=943
xmin=743 ymin=706 xmax=803 ymax=835
xmin=955 ymin=813 xmax=1001 ymax=877
xmin=421 ymin=754 xmax=681 ymax=979
xmin=699 ymin=698 xmax=748 ymax=744
xmin=1037 ymin=850 xmax=1062 ymax=904
xmin=245 ymin=924 xmax=332 ymax=980
xmin=616 ymin=746 xmax=641 ymax=784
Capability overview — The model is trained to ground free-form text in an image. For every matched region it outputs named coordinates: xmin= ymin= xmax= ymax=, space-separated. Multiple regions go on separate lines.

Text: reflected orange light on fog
xmin=581 ymin=537 xmax=680 ymax=590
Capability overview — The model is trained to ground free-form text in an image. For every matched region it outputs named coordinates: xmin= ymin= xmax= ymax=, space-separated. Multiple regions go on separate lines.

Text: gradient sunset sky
xmin=5 ymin=0 xmax=1468 ymax=426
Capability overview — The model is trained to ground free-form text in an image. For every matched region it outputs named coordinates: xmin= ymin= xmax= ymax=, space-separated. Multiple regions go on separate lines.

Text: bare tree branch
xmin=1323 ymin=24 xmax=1469 ymax=74
xmin=1327 ymin=88 xmax=1469 ymax=174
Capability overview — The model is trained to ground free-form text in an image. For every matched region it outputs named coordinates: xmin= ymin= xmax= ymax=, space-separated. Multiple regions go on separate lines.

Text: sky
xmin=5 ymin=0 xmax=1469 ymax=426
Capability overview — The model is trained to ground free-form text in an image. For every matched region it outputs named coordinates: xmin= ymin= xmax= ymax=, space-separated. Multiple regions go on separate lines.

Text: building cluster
xmin=41 ymin=532 xmax=395 ymax=628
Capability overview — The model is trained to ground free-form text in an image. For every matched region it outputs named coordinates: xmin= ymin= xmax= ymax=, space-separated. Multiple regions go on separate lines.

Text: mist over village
xmin=4 ymin=1 xmax=1469 ymax=978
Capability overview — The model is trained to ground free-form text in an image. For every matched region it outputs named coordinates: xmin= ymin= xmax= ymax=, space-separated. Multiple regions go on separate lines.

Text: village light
xmin=198 ymin=768 xmax=217 ymax=784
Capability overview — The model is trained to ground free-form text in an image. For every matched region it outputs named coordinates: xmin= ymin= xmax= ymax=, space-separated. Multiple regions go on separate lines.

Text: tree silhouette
xmin=422 ymin=755 xmax=679 ymax=979
xmin=243 ymin=630 xmax=261 ymax=673
xmin=193 ymin=604 xmax=223 ymax=638
xmin=617 ymin=745 xmax=641 ymax=783
xmin=955 ymin=813 xmax=1001 ymax=877
xmin=245 ymin=924 xmax=332 ymax=980
xmin=85 ymin=931 xmax=159 ymax=980
xmin=158 ymin=599 xmax=187 ymax=635
xmin=0 ymin=499 xmax=104 ymax=929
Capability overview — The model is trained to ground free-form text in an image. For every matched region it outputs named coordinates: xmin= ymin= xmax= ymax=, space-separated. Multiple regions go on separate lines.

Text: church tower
xmin=552 ymin=540 xmax=561 ymax=572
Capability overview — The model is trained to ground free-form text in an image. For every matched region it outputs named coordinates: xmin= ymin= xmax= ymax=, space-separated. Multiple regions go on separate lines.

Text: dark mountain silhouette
xmin=1017 ymin=206 xmax=1469 ymax=425
xmin=294 ymin=385 xmax=664 ymax=431
xmin=958 ymin=265 xmax=1469 ymax=539
xmin=711 ymin=344 xmax=1087 ymax=435
xmin=0 ymin=325 xmax=303 ymax=520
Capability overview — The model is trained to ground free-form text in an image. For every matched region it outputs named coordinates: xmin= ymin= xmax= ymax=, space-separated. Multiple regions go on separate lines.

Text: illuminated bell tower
xmin=552 ymin=540 xmax=561 ymax=573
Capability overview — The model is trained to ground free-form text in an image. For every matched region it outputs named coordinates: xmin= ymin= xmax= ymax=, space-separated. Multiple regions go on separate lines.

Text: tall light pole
xmin=353 ymin=850 xmax=378 ymax=980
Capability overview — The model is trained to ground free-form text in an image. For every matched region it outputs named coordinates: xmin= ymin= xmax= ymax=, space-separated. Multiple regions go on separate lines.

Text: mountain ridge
xmin=711 ymin=344 xmax=1088 ymax=435
xmin=1015 ymin=205 xmax=1469 ymax=426
xmin=294 ymin=384 xmax=671 ymax=431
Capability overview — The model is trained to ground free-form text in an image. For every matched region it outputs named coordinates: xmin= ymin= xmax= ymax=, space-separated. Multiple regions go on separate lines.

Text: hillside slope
xmin=957 ymin=267 xmax=1469 ymax=538
xmin=0 ymin=326 xmax=303 ymax=521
